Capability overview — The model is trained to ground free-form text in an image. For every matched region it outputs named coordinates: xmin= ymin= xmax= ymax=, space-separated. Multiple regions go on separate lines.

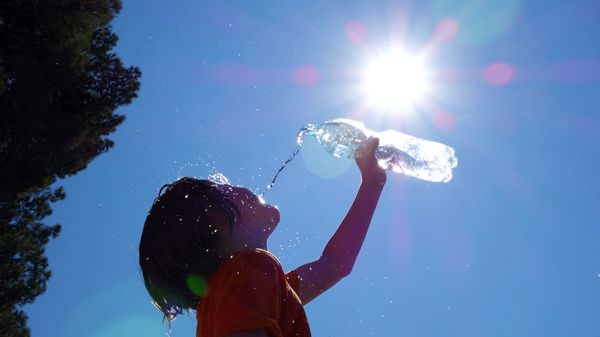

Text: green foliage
xmin=0 ymin=307 xmax=29 ymax=337
xmin=0 ymin=1 xmax=141 ymax=336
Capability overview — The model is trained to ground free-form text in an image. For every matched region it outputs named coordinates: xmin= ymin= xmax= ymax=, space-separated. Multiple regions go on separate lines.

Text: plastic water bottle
xmin=298 ymin=118 xmax=458 ymax=182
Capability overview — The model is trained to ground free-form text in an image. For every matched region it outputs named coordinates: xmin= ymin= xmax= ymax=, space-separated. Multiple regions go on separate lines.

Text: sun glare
xmin=361 ymin=49 xmax=430 ymax=111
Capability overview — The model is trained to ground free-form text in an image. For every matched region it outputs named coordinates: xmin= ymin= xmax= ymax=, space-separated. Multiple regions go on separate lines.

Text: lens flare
xmin=345 ymin=20 xmax=368 ymax=44
xmin=433 ymin=109 xmax=457 ymax=132
xmin=186 ymin=274 xmax=208 ymax=297
xmin=293 ymin=66 xmax=321 ymax=86
xmin=434 ymin=17 xmax=459 ymax=42
xmin=482 ymin=62 xmax=516 ymax=86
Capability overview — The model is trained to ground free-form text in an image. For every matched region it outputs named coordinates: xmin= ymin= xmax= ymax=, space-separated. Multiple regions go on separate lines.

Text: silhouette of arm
xmin=291 ymin=137 xmax=386 ymax=305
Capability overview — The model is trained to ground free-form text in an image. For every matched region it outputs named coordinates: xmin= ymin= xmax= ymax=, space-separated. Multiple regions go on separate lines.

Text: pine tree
xmin=0 ymin=1 xmax=141 ymax=335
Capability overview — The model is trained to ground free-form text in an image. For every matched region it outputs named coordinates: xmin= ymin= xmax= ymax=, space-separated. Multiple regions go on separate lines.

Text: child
xmin=139 ymin=137 xmax=387 ymax=337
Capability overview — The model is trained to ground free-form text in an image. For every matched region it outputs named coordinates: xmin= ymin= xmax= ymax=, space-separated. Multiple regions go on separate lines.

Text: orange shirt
xmin=196 ymin=248 xmax=311 ymax=337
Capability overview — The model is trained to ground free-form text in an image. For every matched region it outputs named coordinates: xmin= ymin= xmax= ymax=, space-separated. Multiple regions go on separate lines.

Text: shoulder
xmin=210 ymin=248 xmax=286 ymax=293
xmin=233 ymin=249 xmax=284 ymax=276
xmin=214 ymin=249 xmax=286 ymax=306
xmin=198 ymin=250 xmax=289 ymax=337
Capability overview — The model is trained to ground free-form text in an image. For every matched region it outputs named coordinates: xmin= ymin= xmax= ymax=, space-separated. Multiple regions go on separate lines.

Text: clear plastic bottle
xmin=298 ymin=118 xmax=458 ymax=182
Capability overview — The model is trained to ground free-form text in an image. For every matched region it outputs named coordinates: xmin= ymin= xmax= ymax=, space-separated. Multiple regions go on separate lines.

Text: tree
xmin=0 ymin=1 xmax=141 ymax=336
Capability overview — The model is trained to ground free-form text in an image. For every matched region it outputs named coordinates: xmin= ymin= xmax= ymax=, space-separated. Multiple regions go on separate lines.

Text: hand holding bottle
xmin=355 ymin=137 xmax=387 ymax=186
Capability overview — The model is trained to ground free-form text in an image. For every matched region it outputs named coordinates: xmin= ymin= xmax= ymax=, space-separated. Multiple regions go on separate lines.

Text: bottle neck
xmin=296 ymin=123 xmax=316 ymax=145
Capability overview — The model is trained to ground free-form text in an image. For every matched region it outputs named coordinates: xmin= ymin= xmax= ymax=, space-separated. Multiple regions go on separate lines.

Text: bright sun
xmin=361 ymin=49 xmax=430 ymax=111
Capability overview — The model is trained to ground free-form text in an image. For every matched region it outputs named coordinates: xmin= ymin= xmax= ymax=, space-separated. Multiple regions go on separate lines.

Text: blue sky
xmin=25 ymin=0 xmax=600 ymax=336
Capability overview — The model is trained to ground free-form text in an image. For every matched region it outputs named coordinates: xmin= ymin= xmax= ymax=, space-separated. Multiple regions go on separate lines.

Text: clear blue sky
xmin=26 ymin=0 xmax=600 ymax=336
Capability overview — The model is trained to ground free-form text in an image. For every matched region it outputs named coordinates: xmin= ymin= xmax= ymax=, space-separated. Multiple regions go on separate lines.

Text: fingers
xmin=356 ymin=136 xmax=379 ymax=159
xmin=356 ymin=136 xmax=386 ymax=181
xmin=363 ymin=136 xmax=379 ymax=156
xmin=367 ymin=136 xmax=379 ymax=152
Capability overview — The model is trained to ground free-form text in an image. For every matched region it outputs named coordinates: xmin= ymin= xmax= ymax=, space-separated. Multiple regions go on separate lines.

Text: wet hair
xmin=139 ymin=177 xmax=239 ymax=322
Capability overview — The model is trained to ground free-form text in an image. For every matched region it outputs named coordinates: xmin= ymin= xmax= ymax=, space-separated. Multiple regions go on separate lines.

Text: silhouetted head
xmin=139 ymin=177 xmax=280 ymax=321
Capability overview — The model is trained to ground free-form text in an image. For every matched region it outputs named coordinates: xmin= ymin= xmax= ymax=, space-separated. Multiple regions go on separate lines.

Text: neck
xmin=225 ymin=231 xmax=268 ymax=255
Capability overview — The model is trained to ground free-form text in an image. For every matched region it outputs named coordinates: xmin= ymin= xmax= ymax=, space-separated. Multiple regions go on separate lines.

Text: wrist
xmin=361 ymin=170 xmax=387 ymax=187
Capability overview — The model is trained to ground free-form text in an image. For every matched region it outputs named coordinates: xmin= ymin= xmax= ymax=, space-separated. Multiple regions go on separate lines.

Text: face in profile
xmin=217 ymin=184 xmax=280 ymax=242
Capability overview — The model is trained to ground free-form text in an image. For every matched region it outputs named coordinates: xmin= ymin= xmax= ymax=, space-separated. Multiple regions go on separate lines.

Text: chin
xmin=260 ymin=205 xmax=279 ymax=235
xmin=266 ymin=204 xmax=280 ymax=226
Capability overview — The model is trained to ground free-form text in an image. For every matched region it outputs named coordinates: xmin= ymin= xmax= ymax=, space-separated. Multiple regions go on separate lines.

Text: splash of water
xmin=207 ymin=172 xmax=230 ymax=185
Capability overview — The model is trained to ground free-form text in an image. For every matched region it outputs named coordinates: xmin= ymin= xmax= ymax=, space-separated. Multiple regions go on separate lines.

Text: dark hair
xmin=139 ymin=177 xmax=239 ymax=322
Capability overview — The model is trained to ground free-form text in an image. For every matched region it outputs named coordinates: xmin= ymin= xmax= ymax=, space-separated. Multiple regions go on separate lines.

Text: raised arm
xmin=291 ymin=137 xmax=386 ymax=305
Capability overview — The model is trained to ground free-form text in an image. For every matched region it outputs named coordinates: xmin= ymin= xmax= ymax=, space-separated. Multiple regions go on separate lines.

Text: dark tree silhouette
xmin=0 ymin=1 xmax=141 ymax=336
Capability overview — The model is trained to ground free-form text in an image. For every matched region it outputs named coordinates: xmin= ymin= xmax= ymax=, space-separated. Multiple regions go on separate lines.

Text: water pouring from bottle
xmin=261 ymin=118 xmax=458 ymax=196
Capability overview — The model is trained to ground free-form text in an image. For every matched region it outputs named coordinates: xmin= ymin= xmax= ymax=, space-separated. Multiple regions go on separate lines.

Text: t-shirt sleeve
xmin=211 ymin=253 xmax=285 ymax=337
